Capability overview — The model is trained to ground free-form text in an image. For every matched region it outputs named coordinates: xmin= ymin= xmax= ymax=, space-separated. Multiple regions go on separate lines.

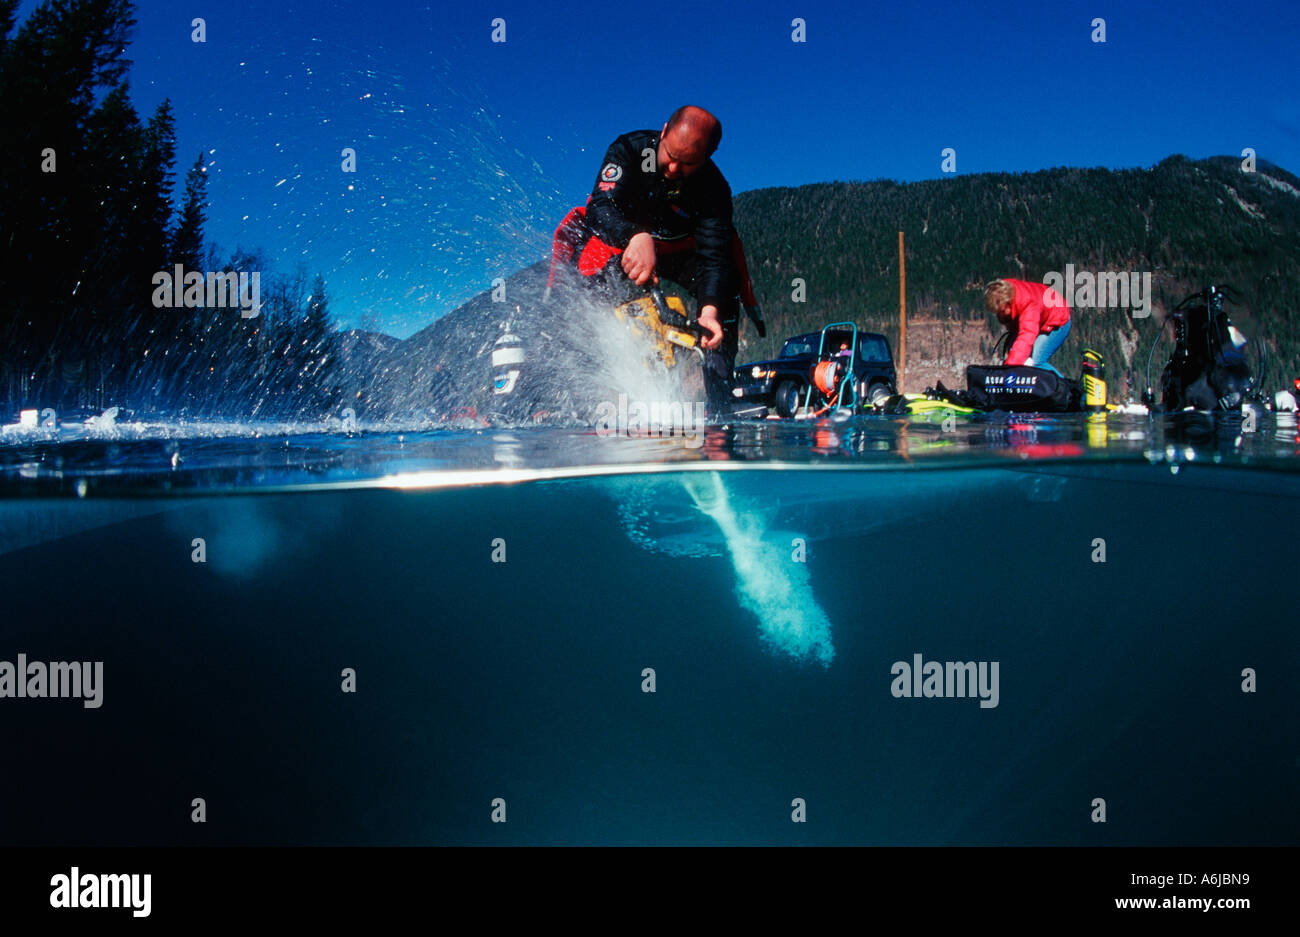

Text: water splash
xmin=579 ymin=297 xmax=702 ymax=413
xmin=479 ymin=286 xmax=706 ymax=428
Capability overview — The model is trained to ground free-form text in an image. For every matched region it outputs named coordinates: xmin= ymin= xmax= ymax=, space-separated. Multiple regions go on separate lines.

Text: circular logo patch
xmin=600 ymin=163 xmax=623 ymax=182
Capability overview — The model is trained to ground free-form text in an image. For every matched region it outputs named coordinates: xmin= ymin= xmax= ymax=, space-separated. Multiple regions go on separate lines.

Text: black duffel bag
xmin=963 ymin=364 xmax=1081 ymax=412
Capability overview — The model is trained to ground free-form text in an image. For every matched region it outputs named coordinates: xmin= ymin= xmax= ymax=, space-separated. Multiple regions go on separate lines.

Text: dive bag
xmin=961 ymin=365 xmax=1082 ymax=412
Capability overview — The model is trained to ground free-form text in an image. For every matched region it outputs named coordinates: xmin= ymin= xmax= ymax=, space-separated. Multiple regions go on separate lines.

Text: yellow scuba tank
xmin=1081 ymin=349 xmax=1107 ymax=411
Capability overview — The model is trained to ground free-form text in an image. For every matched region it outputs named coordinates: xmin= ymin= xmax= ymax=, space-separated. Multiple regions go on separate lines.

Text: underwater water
xmin=0 ymin=414 xmax=1297 ymax=845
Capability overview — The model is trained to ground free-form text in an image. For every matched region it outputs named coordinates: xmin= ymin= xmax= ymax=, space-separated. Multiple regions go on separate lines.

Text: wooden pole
xmin=898 ymin=231 xmax=907 ymax=393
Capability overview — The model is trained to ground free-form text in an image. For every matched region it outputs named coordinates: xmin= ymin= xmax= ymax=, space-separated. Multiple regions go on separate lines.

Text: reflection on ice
xmin=2 ymin=410 xmax=1298 ymax=497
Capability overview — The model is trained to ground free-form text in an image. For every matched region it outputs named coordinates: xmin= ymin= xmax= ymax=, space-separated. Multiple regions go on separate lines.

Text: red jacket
xmin=1002 ymin=279 xmax=1071 ymax=366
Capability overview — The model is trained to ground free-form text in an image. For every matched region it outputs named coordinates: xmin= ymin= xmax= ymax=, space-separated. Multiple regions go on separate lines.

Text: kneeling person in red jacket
xmin=984 ymin=278 xmax=1072 ymax=376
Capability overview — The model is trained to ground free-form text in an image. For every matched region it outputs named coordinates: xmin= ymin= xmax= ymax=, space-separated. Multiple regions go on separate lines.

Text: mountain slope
xmin=733 ymin=155 xmax=1300 ymax=393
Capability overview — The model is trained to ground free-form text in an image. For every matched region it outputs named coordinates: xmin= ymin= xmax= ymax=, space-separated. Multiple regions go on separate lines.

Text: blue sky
xmin=15 ymin=0 xmax=1300 ymax=336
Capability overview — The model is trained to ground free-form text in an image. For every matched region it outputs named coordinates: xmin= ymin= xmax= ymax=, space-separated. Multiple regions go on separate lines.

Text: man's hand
xmin=697 ymin=305 xmax=723 ymax=350
xmin=621 ymin=232 xmax=658 ymax=286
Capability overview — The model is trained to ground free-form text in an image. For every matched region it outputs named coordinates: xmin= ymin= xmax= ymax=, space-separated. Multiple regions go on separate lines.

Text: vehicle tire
xmin=774 ymin=379 xmax=802 ymax=418
xmin=866 ymin=382 xmax=891 ymax=408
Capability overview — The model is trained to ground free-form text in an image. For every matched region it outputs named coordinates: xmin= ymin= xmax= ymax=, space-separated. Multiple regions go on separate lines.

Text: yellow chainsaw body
xmin=612 ymin=295 xmax=699 ymax=369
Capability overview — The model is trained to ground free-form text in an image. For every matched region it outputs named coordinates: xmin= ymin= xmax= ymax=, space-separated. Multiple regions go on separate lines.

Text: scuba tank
xmin=1081 ymin=350 xmax=1107 ymax=411
xmin=491 ymin=307 xmax=526 ymax=396
xmin=1150 ymin=285 xmax=1257 ymax=411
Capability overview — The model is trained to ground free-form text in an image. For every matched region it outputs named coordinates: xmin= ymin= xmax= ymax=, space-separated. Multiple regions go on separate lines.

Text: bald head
xmin=665 ymin=105 xmax=722 ymax=154
xmin=658 ymin=105 xmax=721 ymax=180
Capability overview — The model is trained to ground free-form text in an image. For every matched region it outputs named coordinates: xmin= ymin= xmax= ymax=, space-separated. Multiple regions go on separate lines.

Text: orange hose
xmin=813 ymin=361 xmax=839 ymax=396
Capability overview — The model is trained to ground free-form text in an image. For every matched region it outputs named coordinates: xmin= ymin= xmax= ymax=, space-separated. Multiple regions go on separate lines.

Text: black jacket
xmin=585 ymin=129 xmax=734 ymax=309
